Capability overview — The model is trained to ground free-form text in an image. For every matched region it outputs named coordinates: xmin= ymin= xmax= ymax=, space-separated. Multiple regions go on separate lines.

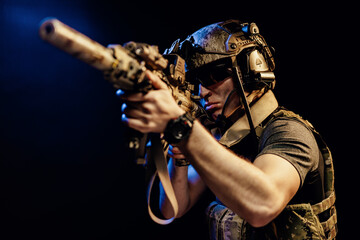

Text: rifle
xmin=39 ymin=18 xmax=199 ymax=162
xmin=39 ymin=18 xmax=199 ymax=224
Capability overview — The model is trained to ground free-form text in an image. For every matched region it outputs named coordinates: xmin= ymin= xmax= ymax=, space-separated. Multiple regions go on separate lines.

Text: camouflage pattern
xmin=207 ymin=201 xmax=326 ymax=240
xmin=165 ymin=20 xmax=260 ymax=72
xmin=179 ymin=22 xmax=234 ymax=71
xmin=272 ymin=203 xmax=326 ymax=239
xmin=207 ymin=201 xmax=245 ymax=240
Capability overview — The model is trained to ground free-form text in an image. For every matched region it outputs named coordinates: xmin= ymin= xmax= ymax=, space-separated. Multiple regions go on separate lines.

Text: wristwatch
xmin=163 ymin=112 xmax=194 ymax=144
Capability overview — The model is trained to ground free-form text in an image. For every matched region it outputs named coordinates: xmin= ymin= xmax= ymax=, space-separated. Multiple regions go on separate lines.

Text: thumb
xmin=146 ymin=70 xmax=168 ymax=90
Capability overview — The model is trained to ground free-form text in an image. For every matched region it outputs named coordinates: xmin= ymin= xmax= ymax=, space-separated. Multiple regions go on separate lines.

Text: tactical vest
xmin=207 ymin=108 xmax=337 ymax=240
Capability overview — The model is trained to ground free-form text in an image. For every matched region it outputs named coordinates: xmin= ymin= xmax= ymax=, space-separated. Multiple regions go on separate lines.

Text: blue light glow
xmin=242 ymin=25 xmax=249 ymax=33
xmin=121 ymin=103 xmax=127 ymax=112
xmin=116 ymin=89 xmax=124 ymax=97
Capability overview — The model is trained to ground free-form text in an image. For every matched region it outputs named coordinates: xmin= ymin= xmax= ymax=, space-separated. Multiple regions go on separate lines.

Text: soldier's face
xmin=199 ymin=77 xmax=240 ymax=120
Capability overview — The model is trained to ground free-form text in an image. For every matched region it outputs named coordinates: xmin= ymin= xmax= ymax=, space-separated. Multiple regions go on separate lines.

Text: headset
xmin=220 ymin=20 xmax=276 ymax=92
xmin=167 ymin=20 xmax=276 ymax=93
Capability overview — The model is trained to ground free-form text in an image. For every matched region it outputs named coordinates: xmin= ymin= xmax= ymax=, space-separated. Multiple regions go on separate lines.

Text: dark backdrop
xmin=0 ymin=0 xmax=354 ymax=239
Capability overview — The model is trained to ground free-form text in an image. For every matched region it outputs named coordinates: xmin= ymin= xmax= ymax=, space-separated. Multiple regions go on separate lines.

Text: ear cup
xmin=237 ymin=48 xmax=275 ymax=91
xmin=248 ymin=49 xmax=269 ymax=72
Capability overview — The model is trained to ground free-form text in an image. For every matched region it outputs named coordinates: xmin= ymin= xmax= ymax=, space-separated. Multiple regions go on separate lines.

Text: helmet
xmin=164 ymin=19 xmax=276 ymax=91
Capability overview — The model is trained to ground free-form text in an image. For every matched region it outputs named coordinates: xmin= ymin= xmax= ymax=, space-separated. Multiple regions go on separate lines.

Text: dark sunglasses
xmin=187 ymin=63 xmax=234 ymax=87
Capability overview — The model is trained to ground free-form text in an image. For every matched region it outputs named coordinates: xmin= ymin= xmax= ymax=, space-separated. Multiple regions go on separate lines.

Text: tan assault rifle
xmin=39 ymin=18 xmax=199 ymax=224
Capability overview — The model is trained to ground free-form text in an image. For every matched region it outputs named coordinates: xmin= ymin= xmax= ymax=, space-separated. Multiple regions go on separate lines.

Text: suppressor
xmin=39 ymin=18 xmax=115 ymax=71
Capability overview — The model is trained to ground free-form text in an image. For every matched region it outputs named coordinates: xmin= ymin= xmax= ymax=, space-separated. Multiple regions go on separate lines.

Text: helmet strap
xmin=230 ymin=56 xmax=257 ymax=140
xmin=220 ymin=88 xmax=239 ymax=117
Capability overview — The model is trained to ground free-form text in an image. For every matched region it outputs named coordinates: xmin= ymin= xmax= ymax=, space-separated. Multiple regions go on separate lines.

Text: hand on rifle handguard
xmin=119 ymin=70 xmax=186 ymax=134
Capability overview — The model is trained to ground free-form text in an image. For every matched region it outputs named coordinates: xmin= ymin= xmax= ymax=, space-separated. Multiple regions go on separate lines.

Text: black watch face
xmin=164 ymin=114 xmax=193 ymax=144
xmin=174 ymin=125 xmax=185 ymax=139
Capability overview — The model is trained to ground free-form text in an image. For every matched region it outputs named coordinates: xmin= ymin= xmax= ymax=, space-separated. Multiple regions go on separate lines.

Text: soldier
xmin=120 ymin=20 xmax=337 ymax=239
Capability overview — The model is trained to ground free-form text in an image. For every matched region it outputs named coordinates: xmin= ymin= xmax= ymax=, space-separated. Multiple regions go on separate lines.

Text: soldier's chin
xmin=212 ymin=111 xmax=222 ymax=121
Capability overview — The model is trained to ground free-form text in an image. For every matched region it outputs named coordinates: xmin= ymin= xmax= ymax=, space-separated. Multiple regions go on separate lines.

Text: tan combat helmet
xmin=165 ymin=19 xmax=276 ymax=92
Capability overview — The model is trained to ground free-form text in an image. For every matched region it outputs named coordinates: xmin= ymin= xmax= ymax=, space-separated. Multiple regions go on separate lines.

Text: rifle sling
xmin=146 ymin=136 xmax=179 ymax=225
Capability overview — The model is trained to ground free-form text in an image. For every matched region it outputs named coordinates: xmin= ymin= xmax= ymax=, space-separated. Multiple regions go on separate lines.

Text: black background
xmin=0 ymin=0 xmax=355 ymax=239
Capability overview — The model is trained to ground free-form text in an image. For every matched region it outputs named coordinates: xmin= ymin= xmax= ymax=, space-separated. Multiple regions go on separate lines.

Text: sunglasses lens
xmin=186 ymin=59 xmax=233 ymax=87
xmin=211 ymin=68 xmax=232 ymax=82
xmin=196 ymin=68 xmax=232 ymax=87
xmin=196 ymin=72 xmax=217 ymax=87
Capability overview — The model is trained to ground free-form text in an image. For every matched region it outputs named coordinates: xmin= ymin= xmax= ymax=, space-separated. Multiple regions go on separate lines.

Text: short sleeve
xmin=257 ymin=118 xmax=319 ymax=187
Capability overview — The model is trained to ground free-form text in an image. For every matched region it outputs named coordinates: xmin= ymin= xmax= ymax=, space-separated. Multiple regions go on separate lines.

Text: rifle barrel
xmin=39 ymin=18 xmax=115 ymax=71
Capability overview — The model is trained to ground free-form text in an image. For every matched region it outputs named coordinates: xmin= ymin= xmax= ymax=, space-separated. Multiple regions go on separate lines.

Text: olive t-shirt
xmin=257 ymin=117 xmax=325 ymax=204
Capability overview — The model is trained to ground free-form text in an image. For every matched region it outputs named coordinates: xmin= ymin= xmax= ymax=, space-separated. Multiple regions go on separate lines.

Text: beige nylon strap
xmin=321 ymin=207 xmax=337 ymax=232
xmin=311 ymin=191 xmax=336 ymax=215
xmin=219 ymin=90 xmax=278 ymax=147
xmin=146 ymin=136 xmax=179 ymax=225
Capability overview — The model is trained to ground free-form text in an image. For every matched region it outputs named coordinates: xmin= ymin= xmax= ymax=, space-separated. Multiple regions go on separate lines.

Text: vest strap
xmin=311 ymin=191 xmax=335 ymax=215
xmin=320 ymin=206 xmax=337 ymax=232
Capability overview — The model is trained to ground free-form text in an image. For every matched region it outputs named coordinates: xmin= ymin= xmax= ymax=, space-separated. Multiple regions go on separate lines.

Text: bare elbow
xmin=160 ymin=206 xmax=174 ymax=220
xmin=245 ymin=206 xmax=279 ymax=228
xmin=159 ymin=198 xmax=187 ymax=219
xmin=246 ymin=213 xmax=275 ymax=228
xmin=160 ymin=205 xmax=185 ymax=219
xmin=242 ymin=198 xmax=284 ymax=228
xmin=159 ymin=197 xmax=177 ymax=219
xmin=246 ymin=186 xmax=290 ymax=227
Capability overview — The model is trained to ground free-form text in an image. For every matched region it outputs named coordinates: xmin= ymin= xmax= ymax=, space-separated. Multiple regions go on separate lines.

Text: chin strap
xmin=214 ymin=88 xmax=242 ymax=131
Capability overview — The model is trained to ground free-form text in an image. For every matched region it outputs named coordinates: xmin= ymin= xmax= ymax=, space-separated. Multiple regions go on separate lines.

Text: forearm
xmin=177 ymin=120 xmax=283 ymax=226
